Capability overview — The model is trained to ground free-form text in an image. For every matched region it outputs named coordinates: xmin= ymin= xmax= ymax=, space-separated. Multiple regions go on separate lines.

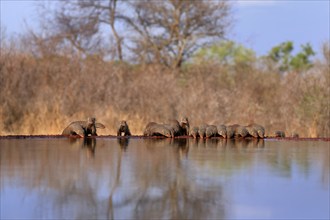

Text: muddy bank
xmin=0 ymin=135 xmax=329 ymax=141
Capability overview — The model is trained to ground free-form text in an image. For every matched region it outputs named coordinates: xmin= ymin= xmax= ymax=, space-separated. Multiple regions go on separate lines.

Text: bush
xmin=0 ymin=41 xmax=329 ymax=137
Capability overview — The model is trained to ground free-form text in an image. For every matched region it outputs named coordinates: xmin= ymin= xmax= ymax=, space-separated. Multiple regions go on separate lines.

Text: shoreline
xmin=0 ymin=135 xmax=329 ymax=141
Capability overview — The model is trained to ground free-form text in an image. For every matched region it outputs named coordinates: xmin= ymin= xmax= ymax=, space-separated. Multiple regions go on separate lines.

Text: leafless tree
xmin=36 ymin=0 xmax=231 ymax=67
xmin=123 ymin=0 xmax=232 ymax=68
xmin=73 ymin=0 xmax=124 ymax=60
xmin=35 ymin=0 xmax=123 ymax=59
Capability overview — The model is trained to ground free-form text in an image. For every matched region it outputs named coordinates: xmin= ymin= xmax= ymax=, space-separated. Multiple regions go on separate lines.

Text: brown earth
xmin=0 ymin=135 xmax=329 ymax=141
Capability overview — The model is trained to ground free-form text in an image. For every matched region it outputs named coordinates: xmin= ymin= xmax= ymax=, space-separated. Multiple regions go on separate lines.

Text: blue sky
xmin=1 ymin=0 xmax=329 ymax=57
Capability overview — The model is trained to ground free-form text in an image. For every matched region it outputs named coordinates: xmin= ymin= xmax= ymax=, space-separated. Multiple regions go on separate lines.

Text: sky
xmin=1 ymin=0 xmax=329 ymax=57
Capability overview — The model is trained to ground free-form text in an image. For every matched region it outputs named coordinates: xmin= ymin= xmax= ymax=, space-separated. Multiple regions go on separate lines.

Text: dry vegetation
xmin=1 ymin=39 xmax=329 ymax=137
xmin=1 ymin=1 xmax=328 ymax=137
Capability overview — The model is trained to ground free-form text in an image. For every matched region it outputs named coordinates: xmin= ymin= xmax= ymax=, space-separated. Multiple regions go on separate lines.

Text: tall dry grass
xmin=0 ymin=42 xmax=329 ymax=137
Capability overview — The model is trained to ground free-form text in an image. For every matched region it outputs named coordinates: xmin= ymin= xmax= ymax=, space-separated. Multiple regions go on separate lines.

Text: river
xmin=0 ymin=137 xmax=329 ymax=219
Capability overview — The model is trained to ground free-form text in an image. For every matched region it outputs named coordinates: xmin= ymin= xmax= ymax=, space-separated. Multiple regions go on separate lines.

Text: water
xmin=0 ymin=137 xmax=329 ymax=219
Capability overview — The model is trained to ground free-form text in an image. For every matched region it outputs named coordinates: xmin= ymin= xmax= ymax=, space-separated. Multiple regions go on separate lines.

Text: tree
xmin=290 ymin=43 xmax=315 ymax=71
xmin=75 ymin=0 xmax=124 ymax=60
xmin=267 ymin=41 xmax=315 ymax=72
xmin=36 ymin=0 xmax=123 ymax=60
xmin=268 ymin=41 xmax=293 ymax=72
xmin=36 ymin=0 xmax=232 ymax=67
xmin=193 ymin=41 xmax=256 ymax=66
xmin=123 ymin=0 xmax=232 ymax=68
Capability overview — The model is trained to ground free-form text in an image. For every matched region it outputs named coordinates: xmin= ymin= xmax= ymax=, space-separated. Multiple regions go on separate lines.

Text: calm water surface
xmin=0 ymin=138 xmax=329 ymax=219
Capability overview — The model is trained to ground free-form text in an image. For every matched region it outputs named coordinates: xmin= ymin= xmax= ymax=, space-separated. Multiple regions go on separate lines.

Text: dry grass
xmin=0 ymin=44 xmax=329 ymax=137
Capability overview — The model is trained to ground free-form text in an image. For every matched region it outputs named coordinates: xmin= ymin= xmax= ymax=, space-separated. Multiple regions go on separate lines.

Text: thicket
xmin=0 ymin=35 xmax=329 ymax=137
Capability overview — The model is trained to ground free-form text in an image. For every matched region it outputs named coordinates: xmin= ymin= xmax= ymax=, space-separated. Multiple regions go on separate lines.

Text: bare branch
xmin=124 ymin=0 xmax=233 ymax=68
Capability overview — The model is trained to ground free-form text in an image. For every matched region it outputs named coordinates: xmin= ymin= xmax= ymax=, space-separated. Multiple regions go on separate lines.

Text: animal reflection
xmin=57 ymin=136 xmax=265 ymax=219
xmin=66 ymin=137 xmax=97 ymax=158
xmin=224 ymin=138 xmax=265 ymax=148
xmin=83 ymin=138 xmax=97 ymax=157
xmin=190 ymin=137 xmax=264 ymax=149
xmin=171 ymin=138 xmax=189 ymax=158
xmin=117 ymin=137 xmax=130 ymax=151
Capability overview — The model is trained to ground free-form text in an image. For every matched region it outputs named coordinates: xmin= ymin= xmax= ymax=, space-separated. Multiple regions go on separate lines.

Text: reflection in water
xmin=0 ymin=138 xmax=329 ymax=219
xmin=117 ymin=137 xmax=130 ymax=151
xmin=190 ymin=137 xmax=265 ymax=149
xmin=83 ymin=137 xmax=97 ymax=157
xmin=67 ymin=137 xmax=97 ymax=158
xmin=123 ymin=138 xmax=225 ymax=219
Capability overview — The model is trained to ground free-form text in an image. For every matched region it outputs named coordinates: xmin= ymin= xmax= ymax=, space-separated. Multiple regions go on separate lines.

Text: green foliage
xmin=268 ymin=41 xmax=293 ymax=72
xmin=268 ymin=41 xmax=315 ymax=72
xmin=290 ymin=44 xmax=315 ymax=71
xmin=193 ymin=41 xmax=256 ymax=66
